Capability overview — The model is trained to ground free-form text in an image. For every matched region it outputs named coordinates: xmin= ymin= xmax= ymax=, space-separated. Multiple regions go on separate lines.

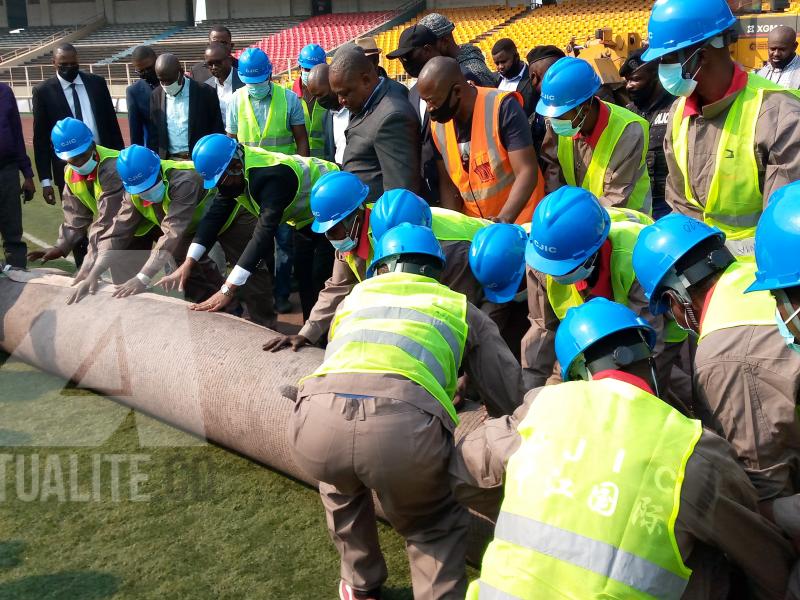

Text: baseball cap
xmin=418 ymin=12 xmax=456 ymax=38
xmin=356 ymin=36 xmax=381 ymax=56
xmin=387 ymin=24 xmax=438 ymax=59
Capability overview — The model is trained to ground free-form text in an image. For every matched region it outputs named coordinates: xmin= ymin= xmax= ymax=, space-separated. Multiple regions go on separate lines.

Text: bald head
xmin=307 ymin=63 xmax=340 ymax=110
xmin=767 ymin=26 xmax=798 ymax=69
xmin=329 ymin=44 xmax=378 ymax=114
xmin=417 ymin=57 xmax=472 ymax=125
xmin=155 ymin=53 xmax=183 ymax=86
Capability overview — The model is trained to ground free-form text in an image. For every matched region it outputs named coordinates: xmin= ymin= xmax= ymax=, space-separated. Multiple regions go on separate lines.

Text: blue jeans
xmin=274 ymin=223 xmax=294 ymax=301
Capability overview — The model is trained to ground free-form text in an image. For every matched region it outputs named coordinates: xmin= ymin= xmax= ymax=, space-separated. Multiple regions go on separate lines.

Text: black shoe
xmin=274 ymin=297 xmax=293 ymax=314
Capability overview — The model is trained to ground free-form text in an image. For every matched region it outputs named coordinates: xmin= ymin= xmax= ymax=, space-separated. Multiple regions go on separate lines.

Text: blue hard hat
xmin=370 ymin=189 xmax=432 ymax=242
xmin=310 ymin=171 xmax=369 ymax=233
xmin=641 ymin=0 xmax=736 ymax=62
xmin=51 ymin=117 xmax=94 ymax=160
xmin=298 ymin=44 xmax=327 ymax=69
xmin=116 ymin=145 xmax=162 ymax=195
xmin=536 ymin=57 xmax=601 ymax=118
xmin=555 ymin=297 xmax=657 ymax=381
xmin=238 ymin=48 xmax=273 ymax=84
xmin=368 ymin=223 xmax=446 ymax=277
xmin=192 ymin=134 xmax=238 ymax=190
xmin=746 ymin=181 xmax=800 ymax=293
xmin=526 ymin=186 xmax=610 ymax=277
xmin=632 ymin=214 xmax=725 ymax=315
xmin=470 ymin=223 xmax=528 ymax=303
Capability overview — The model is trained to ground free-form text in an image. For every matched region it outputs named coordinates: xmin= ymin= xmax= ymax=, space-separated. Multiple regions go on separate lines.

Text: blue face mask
xmin=658 ymin=48 xmax=703 ymax=98
xmin=549 ymin=105 xmax=587 ymax=138
xmin=553 ymin=263 xmax=595 ymax=285
xmin=775 ymin=308 xmax=800 ymax=353
xmin=330 ymin=236 xmax=357 ymax=253
xmin=247 ymin=81 xmax=271 ymax=99
xmin=71 ymin=154 xmax=97 ymax=175
xmin=139 ymin=180 xmax=166 ymax=203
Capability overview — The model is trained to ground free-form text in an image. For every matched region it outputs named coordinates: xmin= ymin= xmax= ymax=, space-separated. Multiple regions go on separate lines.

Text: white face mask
xmin=139 ymin=180 xmax=166 ymax=203
xmin=162 ymin=77 xmax=184 ymax=97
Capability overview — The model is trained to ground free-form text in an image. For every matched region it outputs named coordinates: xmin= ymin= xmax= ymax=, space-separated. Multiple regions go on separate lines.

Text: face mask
xmin=775 ymin=309 xmax=800 ymax=353
xmin=139 ymin=180 xmax=166 ymax=203
xmin=301 ymin=70 xmax=310 ymax=86
xmin=71 ymin=154 xmax=97 ymax=175
xmin=658 ymin=49 xmax=702 ymax=98
xmin=58 ymin=65 xmax=79 ymax=82
xmin=318 ymin=94 xmax=340 ymax=111
xmin=162 ymin=77 xmax=184 ymax=97
xmin=139 ymin=68 xmax=159 ymax=87
xmin=429 ymin=85 xmax=460 ymax=123
xmin=330 ymin=236 xmax=357 ymax=252
xmin=552 ymin=263 xmax=595 ymax=285
xmin=247 ymin=81 xmax=271 ymax=99
xmin=549 ymin=105 xmax=587 ymax=138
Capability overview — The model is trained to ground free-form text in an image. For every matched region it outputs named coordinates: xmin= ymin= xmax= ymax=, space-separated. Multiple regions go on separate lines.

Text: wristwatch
xmin=220 ymin=284 xmax=234 ymax=297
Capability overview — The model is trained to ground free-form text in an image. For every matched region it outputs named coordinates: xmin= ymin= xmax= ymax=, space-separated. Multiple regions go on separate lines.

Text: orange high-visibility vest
xmin=432 ymin=87 xmax=545 ymax=225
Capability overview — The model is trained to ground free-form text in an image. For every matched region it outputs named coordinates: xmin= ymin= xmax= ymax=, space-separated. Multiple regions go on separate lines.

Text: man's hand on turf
xmin=112 ymin=276 xmax=147 ymax=298
xmin=66 ymin=277 xmax=99 ymax=305
xmin=190 ymin=291 xmax=234 ymax=313
xmin=42 ymin=185 xmax=56 ymax=205
xmin=263 ymin=334 xmax=310 ymax=352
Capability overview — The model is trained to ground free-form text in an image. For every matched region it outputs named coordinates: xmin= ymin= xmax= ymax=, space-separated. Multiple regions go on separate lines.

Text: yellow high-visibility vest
xmin=236 ymin=84 xmax=297 ymax=154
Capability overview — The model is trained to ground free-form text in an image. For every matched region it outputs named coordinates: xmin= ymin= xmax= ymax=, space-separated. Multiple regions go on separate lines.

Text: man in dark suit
xmin=32 ymin=43 xmax=123 ymax=204
xmin=491 ymin=38 xmax=535 ymax=118
xmin=149 ymin=53 xmax=224 ymax=160
xmin=202 ymin=42 xmax=244 ymax=123
xmin=329 ymin=44 xmax=421 ymax=203
xmin=126 ymin=45 xmax=159 ymax=147
xmin=190 ymin=25 xmax=238 ymax=83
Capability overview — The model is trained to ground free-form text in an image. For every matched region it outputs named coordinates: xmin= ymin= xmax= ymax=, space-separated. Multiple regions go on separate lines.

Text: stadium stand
xmin=0 ymin=25 xmax=76 ymax=58
xmin=374 ymin=5 xmax=527 ymax=79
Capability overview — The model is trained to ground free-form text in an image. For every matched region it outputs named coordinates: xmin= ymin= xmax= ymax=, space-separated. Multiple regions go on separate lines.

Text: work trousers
xmin=290 ymin=393 xmax=468 ymax=600
xmin=294 ymin=225 xmax=334 ymax=321
xmin=0 ymin=164 xmax=26 ymax=268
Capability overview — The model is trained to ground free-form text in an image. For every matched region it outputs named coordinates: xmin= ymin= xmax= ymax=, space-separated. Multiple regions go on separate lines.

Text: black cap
xmin=619 ymin=48 xmax=652 ymax=78
xmin=386 ymin=24 xmax=438 ymax=59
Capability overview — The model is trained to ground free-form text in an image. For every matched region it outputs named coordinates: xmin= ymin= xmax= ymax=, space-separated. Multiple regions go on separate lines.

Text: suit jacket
xmin=125 ymin=78 xmax=157 ymax=147
xmin=32 ymin=72 xmax=123 ymax=188
xmin=204 ymin=69 xmax=245 ymax=93
xmin=342 ymin=80 xmax=421 ymax=203
xmin=149 ymin=78 xmax=225 ymax=158
xmin=494 ymin=67 xmax=536 ymax=118
xmin=409 ymin=83 xmax=438 ymax=204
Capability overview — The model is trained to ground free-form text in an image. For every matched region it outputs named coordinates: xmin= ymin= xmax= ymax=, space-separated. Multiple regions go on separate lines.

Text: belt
xmin=167 ymin=152 xmax=191 ymax=160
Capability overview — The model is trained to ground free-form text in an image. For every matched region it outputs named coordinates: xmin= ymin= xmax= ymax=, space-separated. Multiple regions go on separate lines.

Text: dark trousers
xmin=294 ymin=225 xmax=335 ymax=321
xmin=0 ymin=164 xmax=26 ymax=268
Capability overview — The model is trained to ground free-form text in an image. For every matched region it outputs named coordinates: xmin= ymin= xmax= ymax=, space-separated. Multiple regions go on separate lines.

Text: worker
xmin=158 ymin=133 xmax=338 ymax=322
xmin=522 ymin=186 xmax=687 ymax=401
xmin=67 ymin=145 xmax=221 ymax=305
xmin=643 ymin=0 xmax=800 ymax=255
xmin=454 ymin=298 xmax=798 ymax=599
xmin=632 ymin=213 xmax=800 ymax=533
xmin=288 ymin=223 xmax=524 ymax=600
xmin=28 ymin=117 xmax=151 ymax=283
xmin=468 ymin=222 xmax=530 ymax=362
xmin=227 ymin=47 xmax=308 ymax=155
xmin=747 ymin=180 xmax=800 ymax=541
xmin=537 ymin=56 xmax=652 ymax=214
xmin=417 ymin=56 xmax=544 ymax=225
xmin=293 ymin=44 xmax=328 ymax=159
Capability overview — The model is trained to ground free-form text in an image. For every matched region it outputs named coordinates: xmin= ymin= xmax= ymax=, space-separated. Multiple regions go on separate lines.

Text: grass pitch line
xmin=23 ymin=232 xmax=75 ymax=264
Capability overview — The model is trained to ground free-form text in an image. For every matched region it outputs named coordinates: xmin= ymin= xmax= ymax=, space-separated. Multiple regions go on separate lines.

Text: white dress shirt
xmin=497 ymin=62 xmax=527 ymax=92
xmin=165 ymin=79 xmax=191 ymax=155
xmin=206 ymin=70 xmax=233 ymax=120
xmin=42 ymin=73 xmax=100 ymax=186
xmin=756 ymin=54 xmax=800 ymax=89
xmin=418 ymin=97 xmax=428 ymax=125
xmin=333 ymin=107 xmax=350 ymax=165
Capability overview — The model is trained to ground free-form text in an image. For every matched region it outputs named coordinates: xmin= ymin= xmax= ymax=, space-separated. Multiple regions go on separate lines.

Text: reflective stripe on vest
xmin=304 ymin=272 xmax=468 ymax=424
xmin=671 ymin=73 xmax=800 ymax=241
xmin=607 ymin=206 xmax=654 ymax=226
xmin=471 ymin=378 xmax=700 ymax=599
xmin=236 ymin=85 xmax=297 ymax=153
xmin=301 ymin=97 xmax=327 ymax=158
xmin=129 ymin=160 xmax=213 ymax=233
xmin=698 ymin=258 xmax=777 ymax=342
xmin=432 ymin=87 xmax=544 ymax=225
xmin=238 ymin=146 xmax=338 ymax=229
xmin=430 ymin=207 xmax=491 ymax=241
xmin=557 ymin=101 xmax=652 ymax=214
xmin=545 ymin=219 xmax=686 ymax=344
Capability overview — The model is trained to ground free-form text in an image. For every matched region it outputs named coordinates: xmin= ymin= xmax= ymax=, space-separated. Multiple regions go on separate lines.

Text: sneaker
xmin=338 ymin=580 xmax=381 ymax=600
xmin=274 ymin=297 xmax=293 ymax=314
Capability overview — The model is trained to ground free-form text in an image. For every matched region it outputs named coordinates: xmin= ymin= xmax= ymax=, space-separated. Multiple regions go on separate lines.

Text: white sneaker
xmin=338 ymin=580 xmax=380 ymax=600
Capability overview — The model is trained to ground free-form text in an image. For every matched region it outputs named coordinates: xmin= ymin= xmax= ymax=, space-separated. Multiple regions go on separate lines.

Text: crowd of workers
xmin=1 ymin=0 xmax=800 ymax=596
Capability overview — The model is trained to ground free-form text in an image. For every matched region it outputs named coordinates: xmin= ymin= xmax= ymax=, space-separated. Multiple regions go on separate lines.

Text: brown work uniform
xmin=291 ymin=302 xmax=524 ymax=600
xmin=56 ymin=158 xmax=132 ymax=281
xmin=96 ymin=168 xmax=220 ymax=302
xmin=695 ymin=321 xmax=800 ymax=535
xmin=520 ymin=266 xmax=679 ymax=397
xmin=540 ymin=101 xmax=650 ymax=210
xmin=450 ymin=385 xmax=800 ymax=600
xmin=664 ymin=67 xmax=800 ymax=253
